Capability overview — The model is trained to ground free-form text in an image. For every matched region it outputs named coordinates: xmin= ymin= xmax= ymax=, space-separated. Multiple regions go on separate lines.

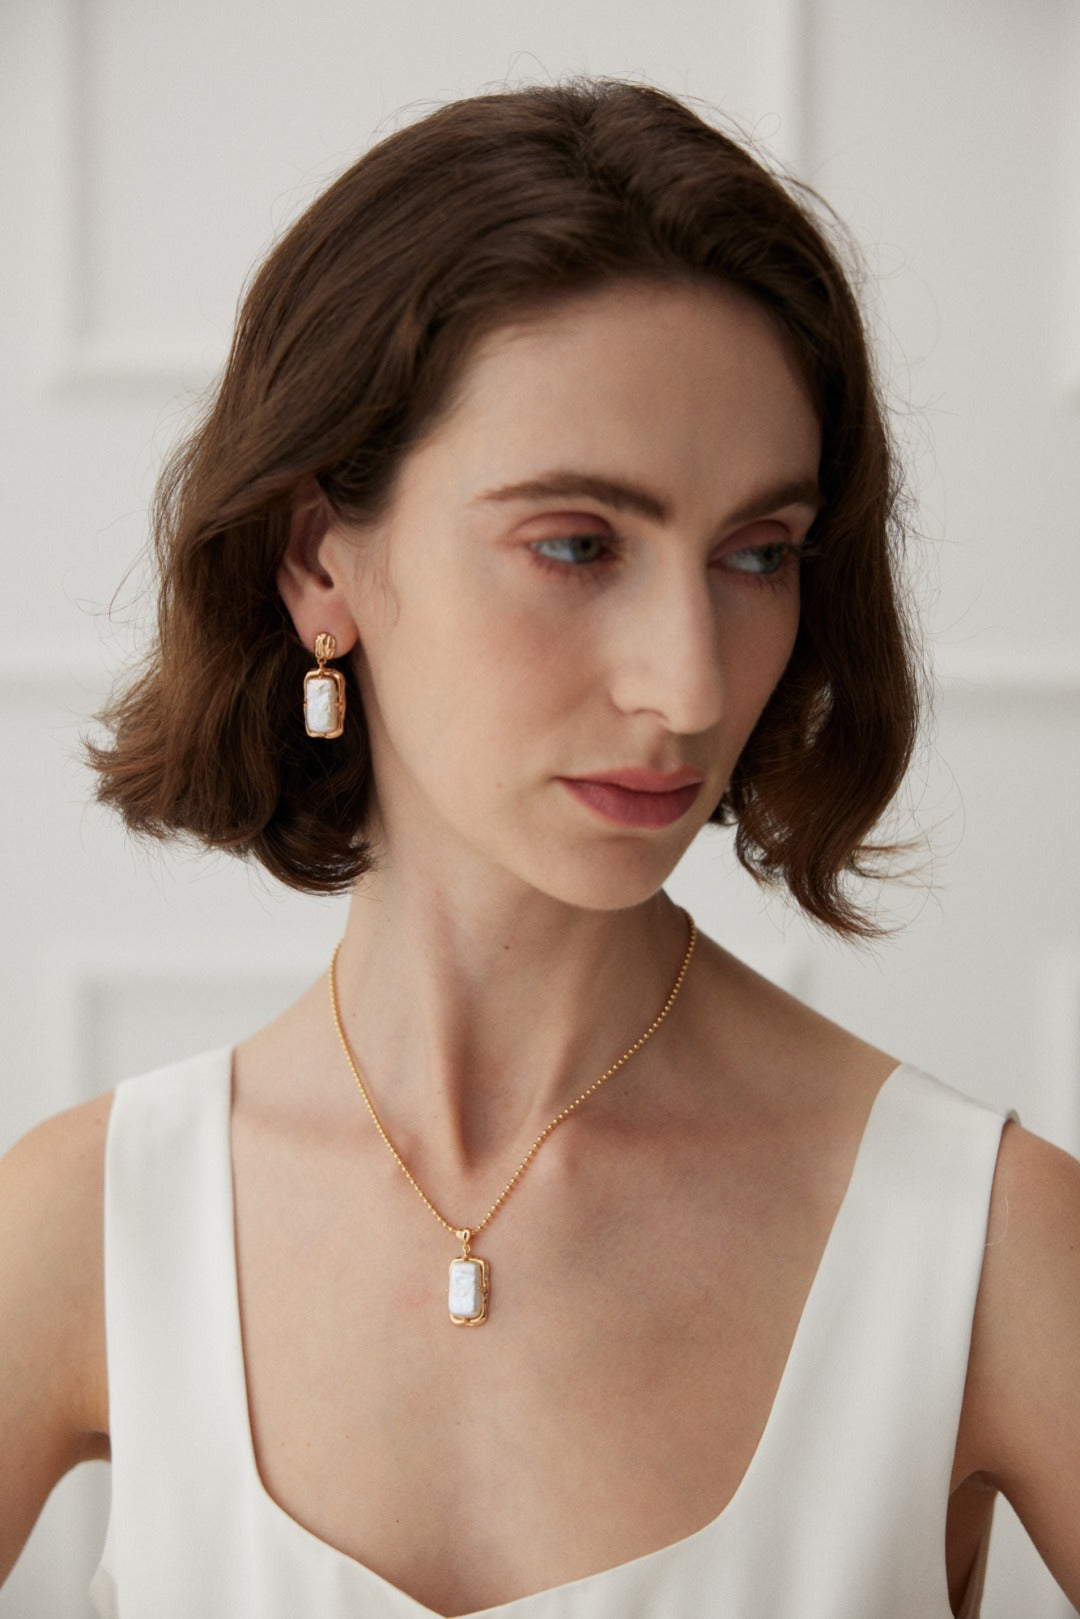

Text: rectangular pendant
xmin=303 ymin=669 xmax=346 ymax=737
xmin=448 ymin=1255 xmax=489 ymax=1325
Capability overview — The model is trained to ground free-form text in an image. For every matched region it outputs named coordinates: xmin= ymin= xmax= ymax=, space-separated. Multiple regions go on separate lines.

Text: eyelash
xmin=527 ymin=534 xmax=814 ymax=589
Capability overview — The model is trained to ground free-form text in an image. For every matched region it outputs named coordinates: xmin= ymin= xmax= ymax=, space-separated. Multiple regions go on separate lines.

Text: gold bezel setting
xmin=303 ymin=665 xmax=346 ymax=738
xmin=448 ymin=1255 xmax=490 ymax=1325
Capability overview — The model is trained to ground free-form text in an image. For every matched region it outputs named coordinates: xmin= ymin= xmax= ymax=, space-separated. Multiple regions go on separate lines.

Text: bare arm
xmin=961 ymin=1121 xmax=1080 ymax=1605
xmin=0 ymin=1094 xmax=112 ymax=1586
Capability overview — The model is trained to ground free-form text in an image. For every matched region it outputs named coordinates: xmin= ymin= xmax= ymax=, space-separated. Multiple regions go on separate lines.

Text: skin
xmin=1 ymin=281 xmax=1078 ymax=1616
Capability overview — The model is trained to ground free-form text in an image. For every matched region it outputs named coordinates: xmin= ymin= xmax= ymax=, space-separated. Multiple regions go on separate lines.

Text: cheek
xmin=723 ymin=592 xmax=801 ymax=727
xmin=375 ymin=586 xmax=585 ymax=771
xmin=768 ymin=596 xmax=801 ymax=678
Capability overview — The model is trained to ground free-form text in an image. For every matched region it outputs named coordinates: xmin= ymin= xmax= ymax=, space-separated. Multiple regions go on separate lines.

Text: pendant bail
xmin=456 ymin=1227 xmax=472 ymax=1257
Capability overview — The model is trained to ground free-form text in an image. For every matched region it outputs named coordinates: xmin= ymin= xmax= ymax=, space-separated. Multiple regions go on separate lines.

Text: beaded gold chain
xmin=328 ymin=910 xmax=698 ymax=1324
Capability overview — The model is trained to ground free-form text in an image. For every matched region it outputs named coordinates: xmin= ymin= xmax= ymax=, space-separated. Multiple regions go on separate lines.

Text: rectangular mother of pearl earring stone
xmin=304 ymin=675 xmax=339 ymax=735
xmin=448 ymin=1257 xmax=488 ymax=1323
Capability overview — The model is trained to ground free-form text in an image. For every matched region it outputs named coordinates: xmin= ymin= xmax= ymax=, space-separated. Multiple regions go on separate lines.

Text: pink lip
xmin=573 ymin=767 xmax=705 ymax=792
xmin=558 ymin=770 xmax=705 ymax=828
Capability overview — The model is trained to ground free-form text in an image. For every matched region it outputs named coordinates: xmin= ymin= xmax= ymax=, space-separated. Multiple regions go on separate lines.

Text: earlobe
xmin=277 ymin=481 xmax=360 ymax=656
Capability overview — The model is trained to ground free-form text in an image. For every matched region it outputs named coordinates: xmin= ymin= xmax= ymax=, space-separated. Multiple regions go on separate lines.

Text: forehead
xmin=402 ymin=280 xmax=821 ymax=514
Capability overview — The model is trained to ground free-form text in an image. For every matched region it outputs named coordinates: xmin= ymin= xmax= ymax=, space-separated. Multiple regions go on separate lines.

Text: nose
xmin=606 ymin=564 xmax=726 ymax=735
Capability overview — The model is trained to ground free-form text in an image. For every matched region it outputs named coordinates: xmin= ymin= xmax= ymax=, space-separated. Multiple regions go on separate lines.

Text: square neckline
xmin=217 ymin=1052 xmax=915 ymax=1617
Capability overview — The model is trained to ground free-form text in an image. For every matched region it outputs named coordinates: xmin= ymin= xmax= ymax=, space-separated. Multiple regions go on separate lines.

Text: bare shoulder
xmin=967 ymin=1119 xmax=1080 ymax=1401
xmin=673 ymin=932 xmax=900 ymax=1231
xmin=961 ymin=1120 xmax=1080 ymax=1605
xmin=0 ymin=1091 xmax=114 ymax=1428
xmin=0 ymin=1093 xmax=113 ymax=1581
xmin=0 ymin=1090 xmax=114 ymax=1263
xmin=690 ymin=931 xmax=898 ymax=1109
xmin=3 ymin=1087 xmax=114 ymax=1168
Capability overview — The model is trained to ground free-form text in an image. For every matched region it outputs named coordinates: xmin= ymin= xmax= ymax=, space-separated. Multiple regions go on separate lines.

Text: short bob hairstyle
xmin=90 ymin=79 xmax=920 ymax=937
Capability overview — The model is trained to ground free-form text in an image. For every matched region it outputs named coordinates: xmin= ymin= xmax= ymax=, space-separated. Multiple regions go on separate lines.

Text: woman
xmin=1 ymin=80 xmax=1077 ymax=1618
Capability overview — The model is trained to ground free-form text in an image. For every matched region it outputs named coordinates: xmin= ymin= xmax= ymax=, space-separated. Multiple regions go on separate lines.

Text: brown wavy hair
xmin=89 ymin=79 xmax=920 ymax=936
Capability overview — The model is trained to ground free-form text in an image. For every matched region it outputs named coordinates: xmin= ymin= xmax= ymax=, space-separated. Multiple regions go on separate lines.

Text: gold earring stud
xmin=303 ymin=632 xmax=346 ymax=738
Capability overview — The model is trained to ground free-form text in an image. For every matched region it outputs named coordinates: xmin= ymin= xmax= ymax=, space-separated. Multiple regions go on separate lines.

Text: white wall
xmin=1 ymin=2 xmax=1077 ymax=1614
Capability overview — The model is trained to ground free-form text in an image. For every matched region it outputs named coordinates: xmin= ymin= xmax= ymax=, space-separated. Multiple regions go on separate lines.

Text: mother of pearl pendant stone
xmin=448 ymin=1255 xmax=489 ymax=1325
xmin=303 ymin=669 xmax=345 ymax=738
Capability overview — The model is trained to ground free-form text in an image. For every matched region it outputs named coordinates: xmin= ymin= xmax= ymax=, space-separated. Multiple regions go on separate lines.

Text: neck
xmin=330 ymin=874 xmax=690 ymax=1185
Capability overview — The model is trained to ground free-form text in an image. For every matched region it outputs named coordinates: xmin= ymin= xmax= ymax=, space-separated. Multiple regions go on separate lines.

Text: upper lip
xmin=563 ymin=768 xmax=706 ymax=793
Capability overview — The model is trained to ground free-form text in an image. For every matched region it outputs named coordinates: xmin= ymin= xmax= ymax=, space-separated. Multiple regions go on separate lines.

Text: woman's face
xmin=332 ymin=279 xmax=821 ymax=911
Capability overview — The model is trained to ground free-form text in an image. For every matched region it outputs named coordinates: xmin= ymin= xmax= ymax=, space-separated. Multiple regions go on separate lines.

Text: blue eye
xmin=724 ymin=543 xmax=797 ymax=577
xmin=527 ymin=533 xmax=617 ymax=587
xmin=531 ymin=534 xmax=609 ymax=566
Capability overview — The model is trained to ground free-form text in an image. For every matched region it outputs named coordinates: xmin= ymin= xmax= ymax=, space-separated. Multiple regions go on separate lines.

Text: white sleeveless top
xmin=90 ymin=1050 xmax=1007 ymax=1619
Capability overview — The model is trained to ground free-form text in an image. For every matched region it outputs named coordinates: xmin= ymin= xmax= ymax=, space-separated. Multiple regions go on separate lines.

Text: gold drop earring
xmin=303 ymin=633 xmax=346 ymax=738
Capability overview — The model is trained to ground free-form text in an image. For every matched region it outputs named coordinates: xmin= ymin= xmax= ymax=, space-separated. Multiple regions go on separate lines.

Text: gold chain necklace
xmin=328 ymin=910 xmax=697 ymax=1326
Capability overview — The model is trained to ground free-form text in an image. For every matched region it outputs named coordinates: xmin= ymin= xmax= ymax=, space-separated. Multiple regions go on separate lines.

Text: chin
xmin=520 ymin=843 xmax=687 ymax=914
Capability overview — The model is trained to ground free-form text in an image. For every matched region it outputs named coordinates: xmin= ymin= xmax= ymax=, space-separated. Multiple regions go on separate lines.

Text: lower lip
xmin=559 ymin=778 xmax=703 ymax=828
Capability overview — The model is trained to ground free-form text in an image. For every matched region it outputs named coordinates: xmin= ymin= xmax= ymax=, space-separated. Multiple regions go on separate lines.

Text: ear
xmin=277 ymin=479 xmax=361 ymax=657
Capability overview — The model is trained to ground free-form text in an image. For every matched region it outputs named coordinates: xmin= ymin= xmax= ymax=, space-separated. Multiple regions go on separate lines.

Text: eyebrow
xmin=474 ymin=470 xmax=823 ymax=529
